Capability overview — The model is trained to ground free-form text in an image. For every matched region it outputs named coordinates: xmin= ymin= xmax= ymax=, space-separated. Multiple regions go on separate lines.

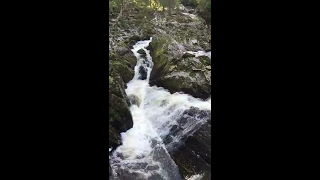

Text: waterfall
xmin=110 ymin=38 xmax=211 ymax=180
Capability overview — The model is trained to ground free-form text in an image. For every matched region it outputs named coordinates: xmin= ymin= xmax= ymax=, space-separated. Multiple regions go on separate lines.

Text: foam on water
xmin=186 ymin=174 xmax=203 ymax=180
xmin=131 ymin=38 xmax=154 ymax=81
xmin=110 ymin=37 xmax=211 ymax=179
xmin=142 ymin=86 xmax=210 ymax=148
xmin=186 ymin=50 xmax=211 ymax=59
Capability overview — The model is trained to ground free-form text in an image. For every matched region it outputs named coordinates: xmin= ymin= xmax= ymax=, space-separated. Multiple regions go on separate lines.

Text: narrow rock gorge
xmin=109 ymin=0 xmax=211 ymax=179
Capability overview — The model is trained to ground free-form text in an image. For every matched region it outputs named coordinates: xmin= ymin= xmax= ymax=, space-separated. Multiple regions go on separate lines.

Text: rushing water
xmin=109 ymin=38 xmax=211 ymax=180
xmin=185 ymin=50 xmax=211 ymax=59
xmin=186 ymin=174 xmax=203 ymax=180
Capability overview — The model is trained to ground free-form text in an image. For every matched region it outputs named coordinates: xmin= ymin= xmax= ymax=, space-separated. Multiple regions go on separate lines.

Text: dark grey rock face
xmin=170 ymin=118 xmax=212 ymax=179
xmin=162 ymin=107 xmax=211 ymax=152
xmin=127 ymin=94 xmax=141 ymax=106
xmin=138 ymin=65 xmax=148 ymax=80
xmin=110 ymin=139 xmax=182 ymax=180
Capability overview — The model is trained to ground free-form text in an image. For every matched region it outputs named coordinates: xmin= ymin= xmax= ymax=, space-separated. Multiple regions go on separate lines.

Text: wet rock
xmin=138 ymin=66 xmax=148 ymax=80
xmin=137 ymin=48 xmax=147 ymax=58
xmin=170 ymin=118 xmax=212 ymax=180
xmin=109 ymin=125 xmax=121 ymax=147
xmin=127 ymin=94 xmax=141 ymax=106
xmin=109 ymin=73 xmax=134 ymax=180
xmin=150 ymin=145 xmax=182 ymax=180
xmin=109 ymin=72 xmax=133 ymax=147
xmin=109 ymin=162 xmax=112 ymax=177
xmin=111 ymin=140 xmax=182 ymax=180
xmin=163 ymin=107 xmax=211 ymax=151
xmin=137 ymin=48 xmax=146 ymax=55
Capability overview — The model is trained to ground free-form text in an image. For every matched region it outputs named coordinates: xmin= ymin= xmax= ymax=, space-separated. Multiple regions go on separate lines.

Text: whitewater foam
xmin=186 ymin=50 xmax=211 ymax=59
xmin=110 ymin=37 xmax=211 ymax=179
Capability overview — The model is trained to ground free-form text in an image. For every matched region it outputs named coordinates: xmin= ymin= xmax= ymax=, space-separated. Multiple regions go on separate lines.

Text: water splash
xmin=186 ymin=174 xmax=203 ymax=180
xmin=186 ymin=50 xmax=211 ymax=59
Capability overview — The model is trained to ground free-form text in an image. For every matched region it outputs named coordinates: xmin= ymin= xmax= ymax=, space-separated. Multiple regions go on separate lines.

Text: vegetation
xmin=109 ymin=0 xmax=211 ymax=23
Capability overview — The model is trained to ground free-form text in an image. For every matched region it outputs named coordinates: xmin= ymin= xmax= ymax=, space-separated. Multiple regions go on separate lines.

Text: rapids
xmin=109 ymin=38 xmax=211 ymax=180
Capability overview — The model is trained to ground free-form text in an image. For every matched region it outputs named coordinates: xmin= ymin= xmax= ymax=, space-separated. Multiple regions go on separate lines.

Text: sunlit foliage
xmin=109 ymin=0 xmax=211 ymax=22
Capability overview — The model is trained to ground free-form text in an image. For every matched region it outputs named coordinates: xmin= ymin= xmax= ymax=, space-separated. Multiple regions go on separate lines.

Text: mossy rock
xmin=182 ymin=53 xmax=195 ymax=58
xmin=148 ymin=34 xmax=211 ymax=99
xmin=108 ymin=69 xmax=133 ymax=150
xmin=127 ymin=94 xmax=141 ymax=107
xmin=110 ymin=51 xmax=136 ymax=83
xmin=109 ymin=123 xmax=121 ymax=147
xmin=198 ymin=56 xmax=211 ymax=66
xmin=111 ymin=61 xmax=134 ymax=83
xmin=148 ymin=35 xmax=174 ymax=79
xmin=137 ymin=48 xmax=146 ymax=55
xmin=154 ymin=70 xmax=211 ymax=100
xmin=124 ymin=53 xmax=137 ymax=68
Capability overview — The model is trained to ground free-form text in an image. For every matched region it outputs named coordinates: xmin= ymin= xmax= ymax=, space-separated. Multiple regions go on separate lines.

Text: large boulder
xmin=146 ymin=10 xmax=211 ymax=99
xmin=127 ymin=94 xmax=141 ymax=107
xmin=162 ymin=107 xmax=211 ymax=151
xmin=170 ymin=118 xmax=212 ymax=180
xmin=109 ymin=73 xmax=133 ymax=148
xmin=109 ymin=51 xmax=136 ymax=83
xmin=148 ymin=35 xmax=211 ymax=100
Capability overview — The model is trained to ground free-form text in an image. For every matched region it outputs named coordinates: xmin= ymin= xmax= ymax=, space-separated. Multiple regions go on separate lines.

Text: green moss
xmin=190 ymin=71 xmax=196 ymax=78
xmin=198 ymin=56 xmax=211 ymax=66
xmin=118 ymin=41 xmax=127 ymax=48
xmin=148 ymin=35 xmax=174 ymax=75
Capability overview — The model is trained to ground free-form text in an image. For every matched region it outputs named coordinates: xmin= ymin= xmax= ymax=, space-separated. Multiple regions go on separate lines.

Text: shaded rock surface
xmin=110 ymin=140 xmax=182 ymax=180
xmin=163 ymin=107 xmax=211 ymax=152
xmin=137 ymin=48 xmax=146 ymax=55
xmin=170 ymin=118 xmax=212 ymax=180
xmin=108 ymin=74 xmax=133 ymax=148
xmin=127 ymin=94 xmax=141 ymax=106
xmin=109 ymin=53 xmax=135 ymax=176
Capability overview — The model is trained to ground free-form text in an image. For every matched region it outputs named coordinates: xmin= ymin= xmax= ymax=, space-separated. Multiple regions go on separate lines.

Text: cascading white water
xmin=186 ymin=174 xmax=203 ymax=180
xmin=186 ymin=50 xmax=211 ymax=59
xmin=110 ymin=37 xmax=211 ymax=180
